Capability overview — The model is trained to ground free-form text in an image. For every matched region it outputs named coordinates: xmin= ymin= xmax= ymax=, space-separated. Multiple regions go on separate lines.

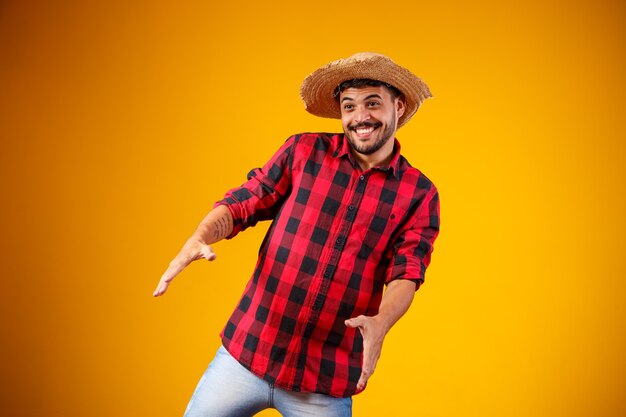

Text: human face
xmin=339 ymin=86 xmax=405 ymax=158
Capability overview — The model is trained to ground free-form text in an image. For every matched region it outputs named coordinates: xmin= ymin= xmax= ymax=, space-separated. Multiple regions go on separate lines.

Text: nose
xmin=354 ymin=106 xmax=371 ymax=124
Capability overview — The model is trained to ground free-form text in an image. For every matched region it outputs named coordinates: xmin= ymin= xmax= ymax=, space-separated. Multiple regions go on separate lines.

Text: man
xmin=154 ymin=52 xmax=440 ymax=417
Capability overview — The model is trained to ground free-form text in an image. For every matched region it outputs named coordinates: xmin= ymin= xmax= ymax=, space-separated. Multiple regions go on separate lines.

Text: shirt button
xmin=348 ymin=205 xmax=355 ymax=211
xmin=359 ymin=175 xmax=365 ymax=181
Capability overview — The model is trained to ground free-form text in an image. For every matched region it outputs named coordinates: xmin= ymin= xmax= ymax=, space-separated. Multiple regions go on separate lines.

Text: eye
xmin=367 ymin=101 xmax=380 ymax=107
xmin=343 ymin=104 xmax=354 ymax=111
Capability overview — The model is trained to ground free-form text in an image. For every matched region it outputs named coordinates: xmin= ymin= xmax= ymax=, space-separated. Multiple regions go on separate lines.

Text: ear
xmin=395 ymin=97 xmax=406 ymax=119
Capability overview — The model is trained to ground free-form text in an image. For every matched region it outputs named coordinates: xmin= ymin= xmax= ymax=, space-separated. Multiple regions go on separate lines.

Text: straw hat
xmin=300 ymin=52 xmax=432 ymax=128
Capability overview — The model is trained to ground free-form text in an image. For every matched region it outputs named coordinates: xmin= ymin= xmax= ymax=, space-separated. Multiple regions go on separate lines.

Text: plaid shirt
xmin=215 ymin=132 xmax=440 ymax=397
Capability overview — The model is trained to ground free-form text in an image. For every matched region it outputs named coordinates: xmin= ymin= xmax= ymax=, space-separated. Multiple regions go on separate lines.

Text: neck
xmin=351 ymin=138 xmax=396 ymax=171
xmin=352 ymin=150 xmax=392 ymax=171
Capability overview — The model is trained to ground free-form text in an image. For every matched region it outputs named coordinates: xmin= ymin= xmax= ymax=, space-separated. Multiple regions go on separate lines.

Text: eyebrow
xmin=340 ymin=94 xmax=383 ymax=103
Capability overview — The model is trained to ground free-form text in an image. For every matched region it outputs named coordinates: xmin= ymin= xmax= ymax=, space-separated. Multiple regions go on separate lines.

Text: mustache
xmin=349 ymin=121 xmax=382 ymax=130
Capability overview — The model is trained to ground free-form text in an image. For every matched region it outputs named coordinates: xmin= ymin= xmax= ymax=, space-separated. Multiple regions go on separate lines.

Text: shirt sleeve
xmin=385 ymin=184 xmax=440 ymax=290
xmin=214 ymin=136 xmax=295 ymax=239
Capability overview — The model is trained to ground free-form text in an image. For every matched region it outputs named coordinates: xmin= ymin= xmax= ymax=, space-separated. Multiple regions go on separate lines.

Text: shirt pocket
xmin=349 ymin=204 xmax=403 ymax=261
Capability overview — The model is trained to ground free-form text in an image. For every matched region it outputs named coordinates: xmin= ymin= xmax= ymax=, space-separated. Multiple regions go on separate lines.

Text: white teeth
xmin=356 ymin=127 xmax=374 ymax=134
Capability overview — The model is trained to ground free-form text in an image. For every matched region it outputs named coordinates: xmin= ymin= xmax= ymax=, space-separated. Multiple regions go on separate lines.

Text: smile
xmin=350 ymin=123 xmax=381 ymax=137
xmin=356 ymin=127 xmax=375 ymax=135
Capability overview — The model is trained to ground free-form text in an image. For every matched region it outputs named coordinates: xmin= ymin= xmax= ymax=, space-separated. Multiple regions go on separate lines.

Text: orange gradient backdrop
xmin=1 ymin=1 xmax=625 ymax=416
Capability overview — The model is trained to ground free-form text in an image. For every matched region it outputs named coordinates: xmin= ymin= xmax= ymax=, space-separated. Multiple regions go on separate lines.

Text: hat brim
xmin=300 ymin=54 xmax=432 ymax=128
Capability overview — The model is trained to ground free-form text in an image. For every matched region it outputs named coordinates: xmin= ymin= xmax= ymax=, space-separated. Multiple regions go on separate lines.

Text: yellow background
xmin=1 ymin=0 xmax=625 ymax=416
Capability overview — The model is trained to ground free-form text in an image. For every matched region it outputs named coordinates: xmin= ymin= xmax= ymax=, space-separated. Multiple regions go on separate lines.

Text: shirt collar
xmin=332 ymin=133 xmax=403 ymax=179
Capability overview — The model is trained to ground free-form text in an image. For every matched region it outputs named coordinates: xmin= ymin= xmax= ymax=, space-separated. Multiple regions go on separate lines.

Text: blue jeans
xmin=183 ymin=345 xmax=353 ymax=417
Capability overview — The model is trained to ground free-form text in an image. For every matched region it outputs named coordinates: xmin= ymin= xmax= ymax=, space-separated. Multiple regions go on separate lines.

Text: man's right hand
xmin=153 ymin=205 xmax=232 ymax=297
xmin=153 ymin=238 xmax=216 ymax=297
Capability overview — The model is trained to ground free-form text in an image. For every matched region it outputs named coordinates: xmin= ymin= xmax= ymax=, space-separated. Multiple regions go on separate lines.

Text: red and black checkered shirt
xmin=214 ymin=132 xmax=440 ymax=397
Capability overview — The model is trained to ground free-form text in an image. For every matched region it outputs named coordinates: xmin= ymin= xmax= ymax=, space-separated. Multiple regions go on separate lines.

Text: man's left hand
xmin=344 ymin=314 xmax=389 ymax=391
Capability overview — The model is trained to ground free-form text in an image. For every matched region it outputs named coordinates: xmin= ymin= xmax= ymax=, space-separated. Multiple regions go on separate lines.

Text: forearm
xmin=375 ymin=279 xmax=417 ymax=333
xmin=190 ymin=204 xmax=233 ymax=245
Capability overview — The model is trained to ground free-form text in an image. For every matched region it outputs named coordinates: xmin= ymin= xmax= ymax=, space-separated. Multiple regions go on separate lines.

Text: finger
xmin=345 ymin=315 xmax=366 ymax=328
xmin=361 ymin=347 xmax=377 ymax=378
xmin=153 ymin=278 xmax=170 ymax=297
xmin=201 ymin=245 xmax=217 ymax=261
xmin=153 ymin=264 xmax=180 ymax=297
xmin=356 ymin=333 xmax=370 ymax=390
xmin=357 ymin=328 xmax=382 ymax=391
xmin=357 ymin=368 xmax=370 ymax=391
xmin=357 ymin=354 xmax=378 ymax=391
xmin=161 ymin=258 xmax=187 ymax=283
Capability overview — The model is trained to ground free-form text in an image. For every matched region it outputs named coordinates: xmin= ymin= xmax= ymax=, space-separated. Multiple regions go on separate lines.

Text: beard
xmin=344 ymin=109 xmax=397 ymax=156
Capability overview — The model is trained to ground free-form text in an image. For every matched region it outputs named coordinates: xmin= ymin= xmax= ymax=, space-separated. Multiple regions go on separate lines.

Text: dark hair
xmin=332 ymin=78 xmax=403 ymax=101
